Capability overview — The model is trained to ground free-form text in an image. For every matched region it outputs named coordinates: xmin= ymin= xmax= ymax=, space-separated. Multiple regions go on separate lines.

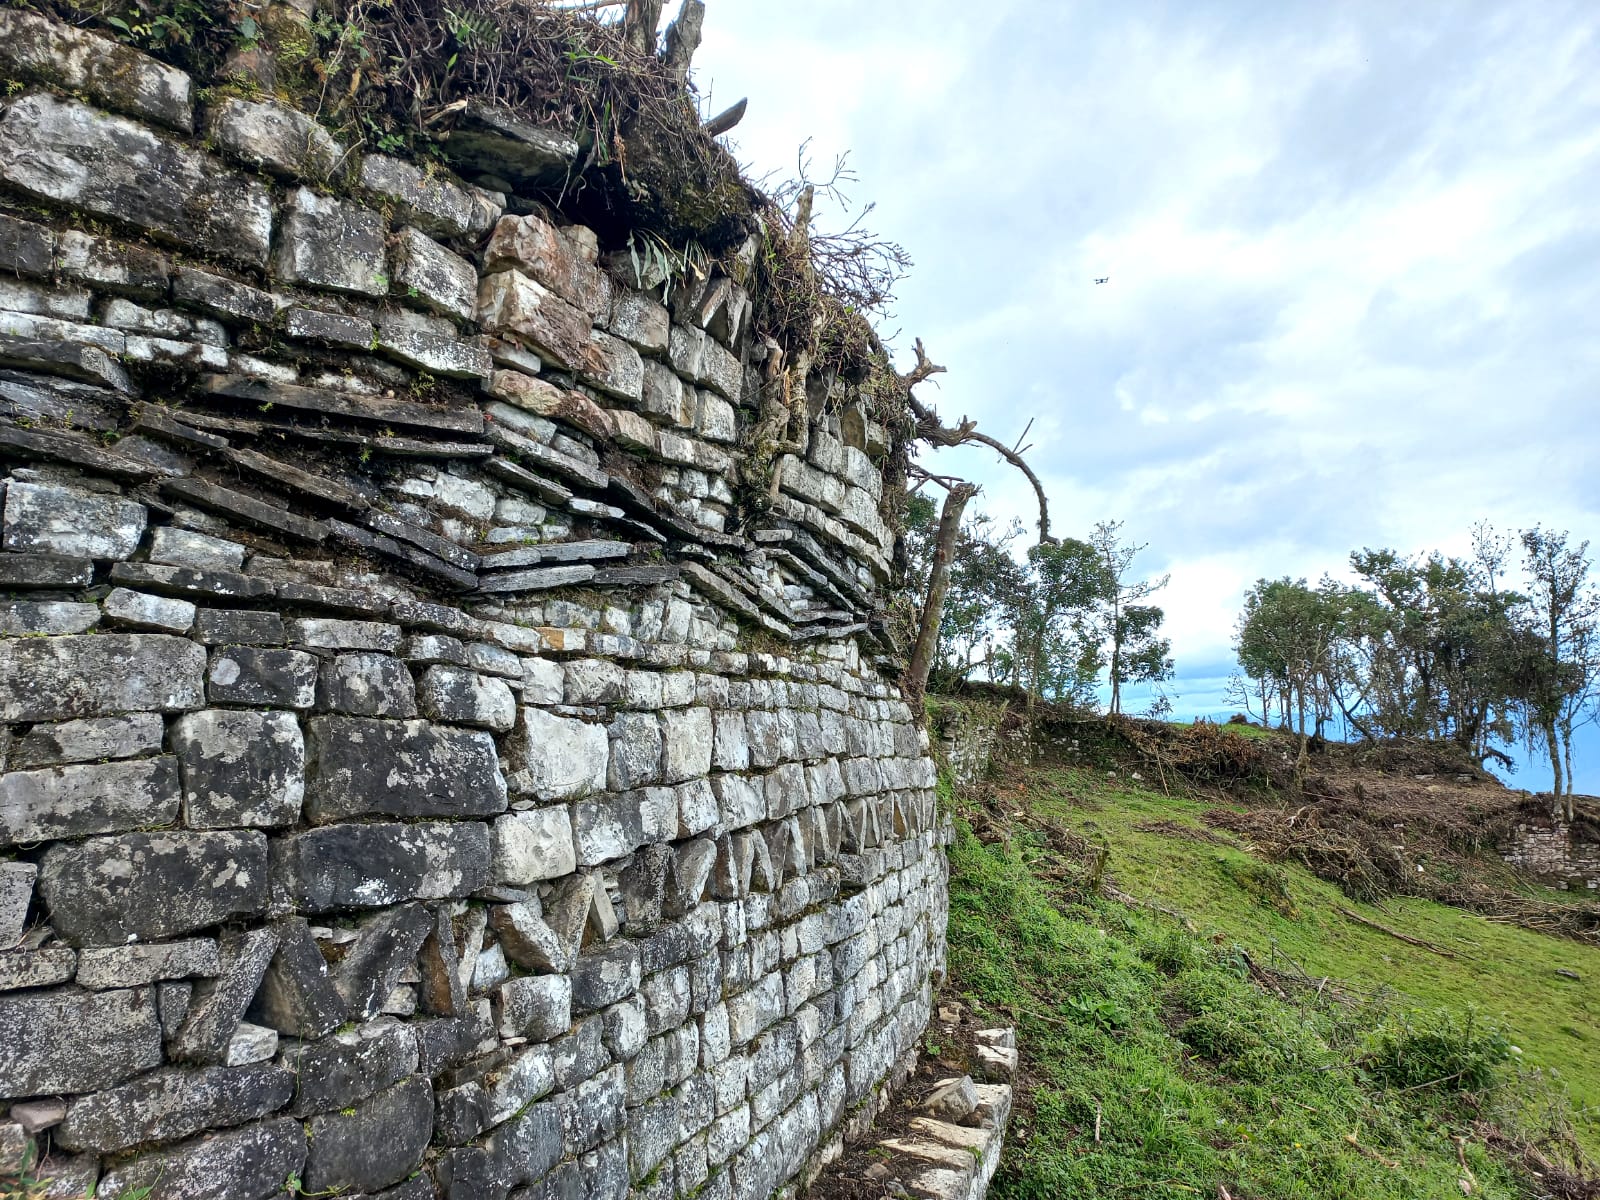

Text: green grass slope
xmin=944 ymin=762 xmax=1600 ymax=1199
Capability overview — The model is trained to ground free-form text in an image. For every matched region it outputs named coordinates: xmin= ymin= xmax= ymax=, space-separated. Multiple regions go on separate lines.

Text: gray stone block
xmin=0 ymin=862 xmax=35 ymax=945
xmin=56 ymin=1062 xmax=293 ymax=1152
xmin=304 ymin=1076 xmax=433 ymax=1195
xmin=0 ymin=93 xmax=271 ymax=266
xmin=498 ymin=973 xmax=571 ymax=1042
xmin=0 ymin=988 xmax=162 ymax=1097
xmin=492 ymin=808 xmax=577 ymax=887
xmin=0 ymin=947 xmax=75 ymax=989
xmin=102 ymin=586 xmax=196 ymax=633
xmin=194 ymin=608 xmax=284 ymax=646
xmin=0 ymin=633 xmax=205 ymax=722
xmin=511 ymin=707 xmax=608 ymax=800
xmin=318 ymin=653 xmax=419 ymax=718
xmin=0 ymin=9 xmax=192 ymax=130
xmin=207 ymin=647 xmax=319 ymax=708
xmin=2 ymin=480 xmax=145 ymax=559
xmin=40 ymin=830 xmax=268 ymax=944
xmin=392 ymin=226 xmax=476 ymax=321
xmin=571 ymin=942 xmax=642 ymax=1014
xmin=0 ymin=600 xmax=100 ymax=636
xmin=661 ymin=707 xmax=714 ymax=784
xmin=0 ymin=755 xmax=181 ymax=846
xmin=9 ymin=712 xmax=163 ymax=768
xmin=95 ymin=1115 xmax=306 ymax=1200
xmin=207 ymin=96 xmax=343 ymax=181
xmin=173 ymin=709 xmax=305 ymax=829
xmin=287 ymin=617 xmax=403 ymax=651
xmin=359 ymin=154 xmax=485 ymax=238
xmin=304 ymin=717 xmax=505 ymax=821
xmin=558 ymin=1063 xmax=625 ymax=1155
xmin=417 ymin=665 xmax=516 ymax=731
xmin=273 ymin=186 xmax=386 ymax=296
xmin=486 ymin=1097 xmax=563 ymax=1190
xmin=76 ymin=939 xmax=220 ymax=990
xmin=272 ymin=821 xmax=492 ymax=911
xmin=283 ymin=1020 xmax=419 ymax=1116
xmin=608 ymin=710 xmax=663 ymax=790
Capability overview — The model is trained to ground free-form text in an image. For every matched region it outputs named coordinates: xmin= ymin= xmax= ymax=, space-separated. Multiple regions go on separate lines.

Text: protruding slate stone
xmin=249 ymin=918 xmax=345 ymax=1039
xmin=334 ymin=904 xmax=433 ymax=1021
xmin=0 ymin=756 xmax=180 ymax=846
xmin=272 ymin=821 xmax=492 ymax=911
xmin=0 ymin=988 xmax=162 ymax=1097
xmin=169 ymin=928 xmax=279 ymax=1064
xmin=273 ymin=186 xmax=386 ymax=296
xmin=303 ymin=1075 xmax=433 ymax=1195
xmin=56 ymin=1063 xmax=294 ymax=1153
xmin=95 ymin=1116 xmax=306 ymax=1200
xmin=304 ymin=717 xmax=506 ymax=821
xmin=172 ymin=710 xmax=305 ymax=829
xmin=359 ymin=154 xmax=494 ymax=238
xmin=442 ymin=104 xmax=581 ymax=190
xmin=0 ymin=633 xmax=205 ymax=722
xmin=0 ymin=9 xmax=193 ymax=131
xmin=102 ymin=586 xmax=196 ymax=633
xmin=2 ymin=480 xmax=145 ymax=559
xmin=0 ymin=94 xmax=271 ymax=266
xmin=39 ymin=830 xmax=269 ymax=944
xmin=11 ymin=713 xmax=163 ymax=770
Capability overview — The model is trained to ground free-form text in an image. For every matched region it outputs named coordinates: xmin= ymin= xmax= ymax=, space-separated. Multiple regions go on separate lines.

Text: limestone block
xmin=0 ymin=94 xmax=271 ymax=266
xmin=582 ymin=329 xmax=646 ymax=403
xmin=2 ymin=481 xmax=145 ymax=558
xmin=391 ymin=226 xmax=476 ymax=321
xmin=476 ymin=269 xmax=593 ymax=372
xmin=514 ymin=707 xmax=608 ymax=800
xmin=40 ymin=830 xmax=267 ymax=944
xmin=304 ymin=716 xmax=505 ymax=821
xmin=170 ymin=267 xmax=277 ymax=325
xmin=359 ymin=154 xmax=489 ymax=238
xmin=571 ymin=941 xmax=642 ymax=1013
xmin=0 ymin=863 xmax=36 ymax=946
xmin=700 ymin=336 xmax=743 ymax=402
xmin=0 ymin=756 xmax=180 ymax=846
xmin=95 ymin=1116 xmax=306 ymax=1200
xmin=641 ymin=358 xmax=696 ymax=427
xmin=418 ymin=665 xmax=515 ymax=731
xmin=334 ymin=904 xmax=433 ymax=1021
xmin=669 ymin=323 xmax=706 ymax=382
xmin=558 ymin=1063 xmax=626 ymax=1154
xmin=0 ymin=9 xmax=192 ymax=130
xmin=0 ymin=948 xmax=75 ymax=990
xmin=273 ymin=186 xmax=386 ymax=296
xmin=712 ymin=710 xmax=751 ymax=771
xmin=608 ymin=287 xmax=669 ymax=354
xmin=9 ymin=713 xmax=163 ymax=769
xmin=207 ymin=96 xmax=343 ymax=181
xmin=483 ymin=213 xmax=609 ymax=317
xmin=499 ymin=974 xmax=571 ymax=1042
xmin=103 ymin=586 xmax=196 ymax=633
xmin=492 ymin=807 xmax=577 ymax=885
xmin=223 ymin=1021 xmax=278 ymax=1066
xmin=208 ymin=647 xmax=319 ymax=708
xmin=173 ymin=709 xmax=304 ymax=829
xmin=0 ymin=600 xmax=100 ymax=636
xmin=609 ymin=710 xmax=664 ymax=790
xmin=55 ymin=1063 xmax=293 ymax=1153
xmin=284 ymin=1020 xmax=420 ymax=1116
xmin=660 ymin=706 xmax=714 ymax=784
xmin=193 ymin=609 xmax=283 ymax=646
xmin=697 ymin=390 xmax=738 ymax=443
xmin=76 ymin=939 xmax=220 ymax=990
xmin=565 ymin=658 xmax=627 ymax=704
xmin=317 ymin=653 xmax=419 ymax=718
xmin=272 ymin=821 xmax=491 ymax=911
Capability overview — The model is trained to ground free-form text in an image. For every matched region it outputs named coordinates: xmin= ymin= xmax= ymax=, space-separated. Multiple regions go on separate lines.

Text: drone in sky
xmin=1094 ymin=276 xmax=1110 ymax=284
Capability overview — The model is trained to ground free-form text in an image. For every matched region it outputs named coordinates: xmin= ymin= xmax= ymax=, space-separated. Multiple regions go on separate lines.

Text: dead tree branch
xmin=905 ymin=479 xmax=980 ymax=706
xmin=662 ymin=0 xmax=704 ymax=84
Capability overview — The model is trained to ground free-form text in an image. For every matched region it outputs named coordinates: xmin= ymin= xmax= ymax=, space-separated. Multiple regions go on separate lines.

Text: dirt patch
xmin=1136 ymin=819 xmax=1229 ymax=845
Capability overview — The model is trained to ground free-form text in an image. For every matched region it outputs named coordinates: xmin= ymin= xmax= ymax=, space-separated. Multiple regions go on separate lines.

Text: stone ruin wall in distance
xmin=0 ymin=12 xmax=947 ymax=1199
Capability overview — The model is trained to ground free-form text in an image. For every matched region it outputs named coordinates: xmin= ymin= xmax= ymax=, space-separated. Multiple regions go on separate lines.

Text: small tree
xmin=1519 ymin=527 xmax=1599 ymax=815
xmin=1088 ymin=521 xmax=1172 ymax=716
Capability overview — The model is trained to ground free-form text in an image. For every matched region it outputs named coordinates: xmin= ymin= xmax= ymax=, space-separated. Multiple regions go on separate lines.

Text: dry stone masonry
xmin=0 ymin=14 xmax=947 ymax=1199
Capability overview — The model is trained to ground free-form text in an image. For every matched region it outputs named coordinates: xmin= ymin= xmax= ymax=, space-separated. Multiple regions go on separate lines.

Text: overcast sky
xmin=691 ymin=0 xmax=1600 ymax=791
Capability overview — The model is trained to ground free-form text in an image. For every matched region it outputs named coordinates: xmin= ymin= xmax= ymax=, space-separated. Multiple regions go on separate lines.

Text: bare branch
xmin=703 ymin=98 xmax=747 ymax=136
xmin=662 ymin=0 xmax=704 ymax=83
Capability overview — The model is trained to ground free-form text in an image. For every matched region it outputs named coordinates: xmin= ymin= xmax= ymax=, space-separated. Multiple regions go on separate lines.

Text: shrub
xmin=1367 ymin=1008 xmax=1513 ymax=1092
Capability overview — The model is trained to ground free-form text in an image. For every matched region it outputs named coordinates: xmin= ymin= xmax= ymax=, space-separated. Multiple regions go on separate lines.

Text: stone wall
xmin=0 ymin=13 xmax=945 ymax=1200
xmin=1501 ymin=815 xmax=1600 ymax=891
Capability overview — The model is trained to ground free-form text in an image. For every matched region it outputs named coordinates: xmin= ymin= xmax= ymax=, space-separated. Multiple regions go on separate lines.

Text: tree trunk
xmin=904 ymin=483 xmax=977 ymax=709
xmin=1562 ymin=724 xmax=1576 ymax=800
xmin=1544 ymin=721 xmax=1566 ymax=817
xmin=623 ymin=0 xmax=664 ymax=56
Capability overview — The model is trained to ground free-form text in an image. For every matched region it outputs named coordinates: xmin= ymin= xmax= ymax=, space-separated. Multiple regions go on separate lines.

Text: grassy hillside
xmin=942 ymin=732 xmax=1600 ymax=1199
